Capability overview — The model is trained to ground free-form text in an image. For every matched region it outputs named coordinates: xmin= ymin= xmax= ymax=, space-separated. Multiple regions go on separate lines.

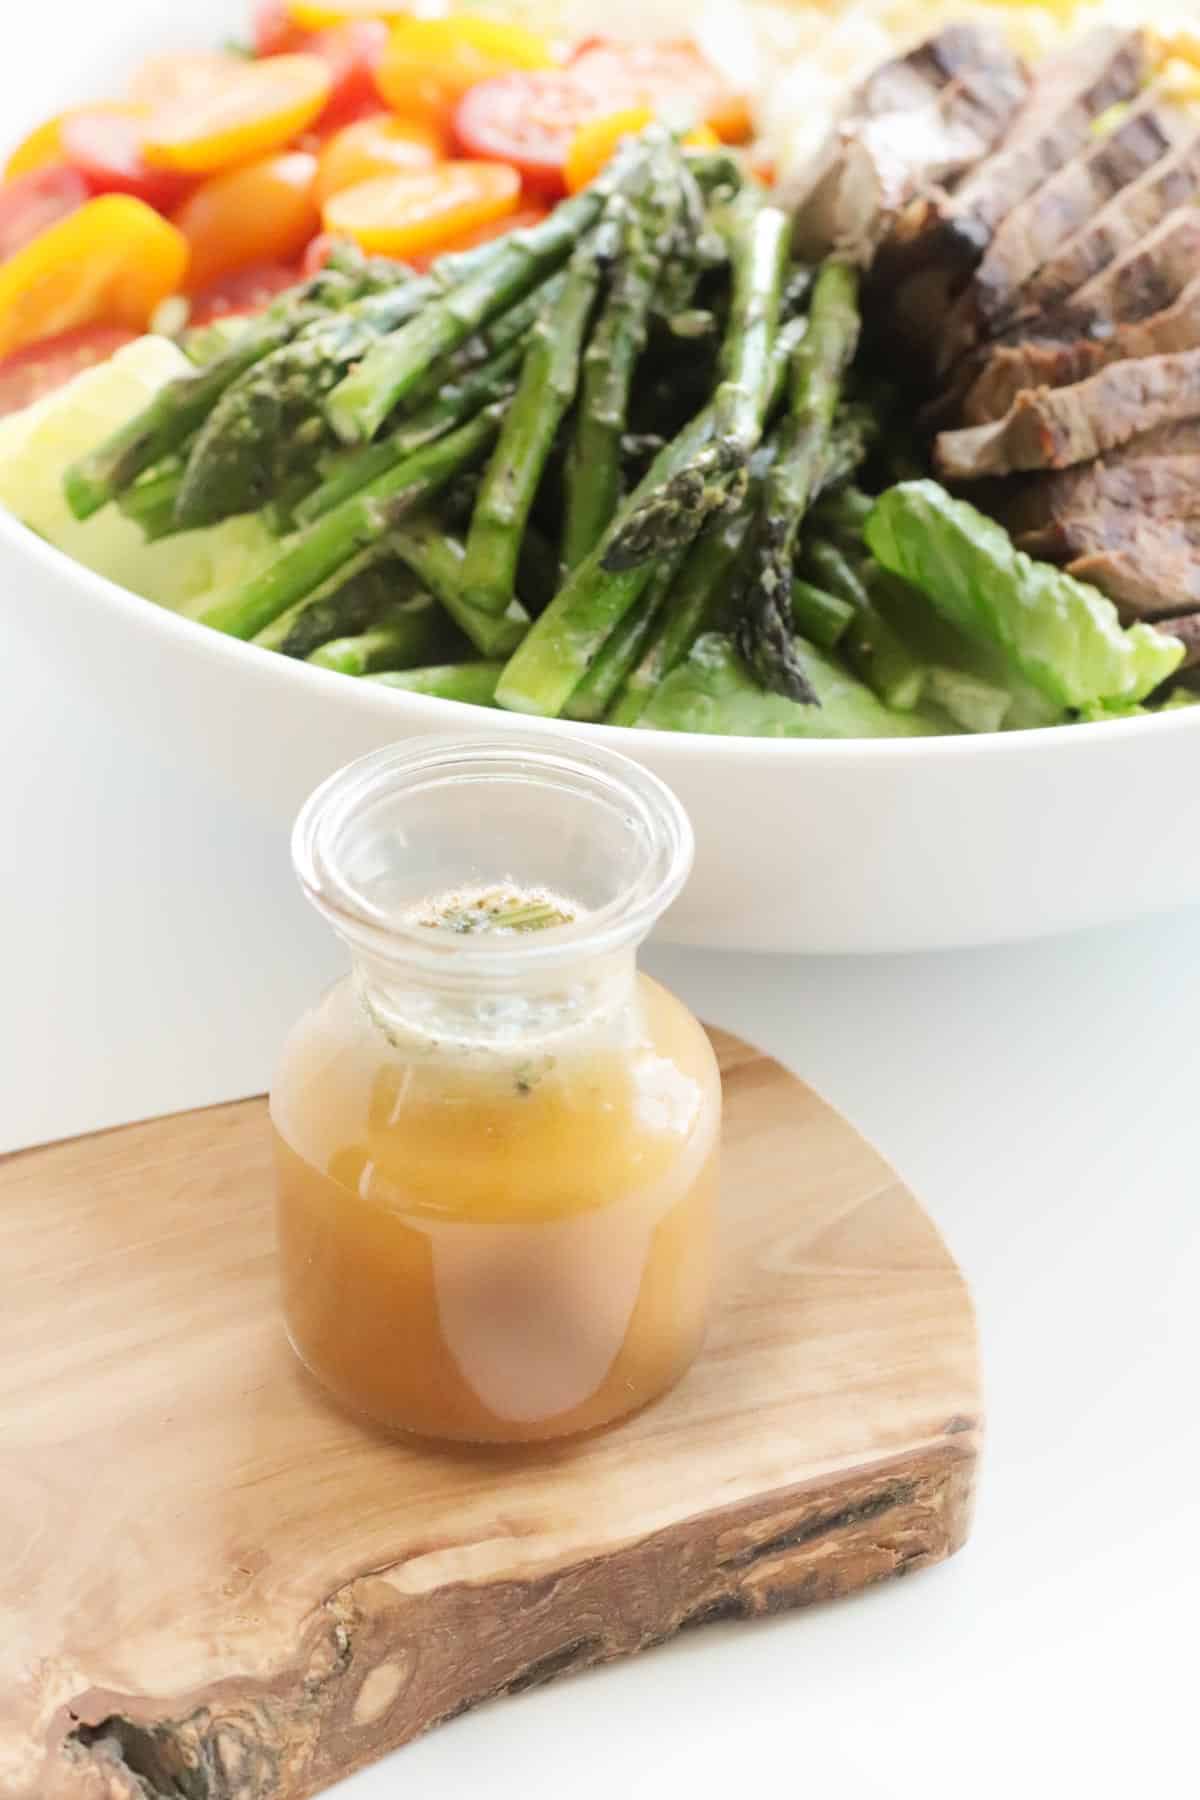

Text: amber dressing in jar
xmin=272 ymin=737 xmax=720 ymax=1443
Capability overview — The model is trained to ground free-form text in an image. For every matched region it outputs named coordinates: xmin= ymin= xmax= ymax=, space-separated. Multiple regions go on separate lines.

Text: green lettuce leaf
xmin=865 ymin=480 xmax=1184 ymax=708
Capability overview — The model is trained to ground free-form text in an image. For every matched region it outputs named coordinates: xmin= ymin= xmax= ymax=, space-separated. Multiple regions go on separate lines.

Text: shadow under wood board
xmin=0 ymin=1027 xmax=982 ymax=1800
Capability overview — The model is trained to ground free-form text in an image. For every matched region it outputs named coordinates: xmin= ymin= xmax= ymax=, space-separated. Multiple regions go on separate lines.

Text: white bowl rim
xmin=9 ymin=503 xmax=1200 ymax=766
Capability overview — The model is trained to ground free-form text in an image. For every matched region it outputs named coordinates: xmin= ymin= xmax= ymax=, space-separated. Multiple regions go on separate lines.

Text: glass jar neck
xmin=350 ymin=942 xmax=641 ymax=1062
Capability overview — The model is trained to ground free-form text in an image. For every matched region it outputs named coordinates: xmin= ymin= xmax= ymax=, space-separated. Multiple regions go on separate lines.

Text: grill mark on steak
xmin=1001 ymin=124 xmax=1200 ymax=328
xmin=936 ymin=87 xmax=1191 ymax=373
xmin=790 ymin=27 xmax=1026 ymax=262
xmin=934 ymin=347 xmax=1200 ymax=479
xmin=1056 ymin=204 xmax=1200 ymax=331
xmin=961 ymin=273 xmax=1200 ymax=423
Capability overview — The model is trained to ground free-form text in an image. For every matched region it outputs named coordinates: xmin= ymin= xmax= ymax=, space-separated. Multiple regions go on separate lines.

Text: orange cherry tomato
xmin=187 ymin=262 xmax=300 ymax=325
xmin=173 ymin=151 xmax=319 ymax=292
xmin=255 ymin=0 xmax=309 ymax=57
xmin=126 ymin=52 xmax=251 ymax=108
xmin=315 ymin=113 xmax=441 ymax=205
xmin=4 ymin=103 xmax=129 ymax=181
xmin=322 ymin=159 xmax=520 ymax=258
xmin=564 ymin=107 xmax=718 ymax=193
xmin=0 ymin=196 xmax=188 ymax=357
xmin=375 ymin=18 xmax=556 ymax=131
xmin=0 ymin=167 xmax=90 ymax=264
xmin=569 ymin=40 xmax=752 ymax=143
xmin=0 ymin=323 xmax=139 ymax=416
xmin=405 ymin=203 xmax=548 ymax=270
xmin=141 ymin=54 xmax=333 ymax=175
xmin=453 ymin=71 xmax=610 ymax=197
xmin=59 ymin=108 xmax=193 ymax=211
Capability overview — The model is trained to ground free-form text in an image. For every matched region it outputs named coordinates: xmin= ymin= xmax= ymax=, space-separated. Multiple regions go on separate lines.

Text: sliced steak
xmin=1057 ymin=204 xmax=1200 ymax=330
xmin=1003 ymin=124 xmax=1200 ymax=327
xmin=1066 ymin=534 xmax=1200 ymax=617
xmin=937 ymin=87 xmax=1191 ymax=371
xmin=934 ymin=348 xmax=1200 ymax=479
xmin=791 ymin=27 xmax=1026 ymax=261
xmin=880 ymin=27 xmax=1146 ymax=278
xmin=961 ymin=274 xmax=1200 ymax=423
xmin=1156 ymin=612 xmax=1200 ymax=666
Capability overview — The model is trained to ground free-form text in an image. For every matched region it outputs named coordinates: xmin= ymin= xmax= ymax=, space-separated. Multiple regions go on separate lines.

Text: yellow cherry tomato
xmin=323 ymin=159 xmax=520 ymax=257
xmin=564 ymin=108 xmax=718 ymax=194
xmin=287 ymin=0 xmax=408 ymax=24
xmin=141 ymin=54 xmax=333 ymax=175
xmin=0 ymin=196 xmax=188 ymax=357
xmin=375 ymin=18 xmax=556 ymax=129
xmin=315 ymin=113 xmax=442 ymax=206
xmin=5 ymin=104 xmax=128 ymax=180
xmin=174 ymin=151 xmax=320 ymax=292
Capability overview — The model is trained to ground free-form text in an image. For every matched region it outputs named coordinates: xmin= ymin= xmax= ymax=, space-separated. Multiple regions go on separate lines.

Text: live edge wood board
xmin=0 ymin=1028 xmax=981 ymax=1800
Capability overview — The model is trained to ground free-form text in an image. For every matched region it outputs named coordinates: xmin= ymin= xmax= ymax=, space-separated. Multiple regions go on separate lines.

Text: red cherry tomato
xmin=187 ymin=261 xmax=300 ymax=326
xmin=0 ymin=166 xmax=91 ymax=264
xmin=309 ymin=21 xmax=389 ymax=127
xmin=59 ymin=108 xmax=193 ymax=210
xmin=0 ymin=323 xmax=137 ymax=414
xmin=254 ymin=0 xmax=308 ymax=57
xmin=453 ymin=71 xmax=615 ymax=197
xmin=568 ymin=39 xmax=752 ymax=142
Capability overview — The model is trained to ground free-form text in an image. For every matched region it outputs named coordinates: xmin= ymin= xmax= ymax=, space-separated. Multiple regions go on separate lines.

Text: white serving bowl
xmin=6 ymin=0 xmax=1200 ymax=953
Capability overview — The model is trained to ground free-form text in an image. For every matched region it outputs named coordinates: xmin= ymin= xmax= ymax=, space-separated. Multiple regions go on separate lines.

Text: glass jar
xmin=271 ymin=734 xmax=721 ymax=1443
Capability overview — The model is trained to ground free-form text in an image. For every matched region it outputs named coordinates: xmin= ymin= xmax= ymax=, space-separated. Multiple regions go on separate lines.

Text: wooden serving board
xmin=0 ymin=1029 xmax=981 ymax=1800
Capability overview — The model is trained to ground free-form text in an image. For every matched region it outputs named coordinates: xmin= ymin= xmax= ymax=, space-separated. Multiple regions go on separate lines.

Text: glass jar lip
xmin=292 ymin=732 xmax=695 ymax=974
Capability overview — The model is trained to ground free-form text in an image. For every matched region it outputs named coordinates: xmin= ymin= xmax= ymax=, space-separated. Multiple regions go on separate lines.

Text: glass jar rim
xmin=292 ymin=732 xmax=695 ymax=975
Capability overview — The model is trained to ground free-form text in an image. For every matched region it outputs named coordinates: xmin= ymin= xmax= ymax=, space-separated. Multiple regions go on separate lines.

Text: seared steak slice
xmin=1066 ymin=534 xmax=1200 ymax=617
xmin=791 ymin=27 xmax=1026 ymax=261
xmin=937 ymin=87 xmax=1191 ymax=371
xmin=961 ymin=274 xmax=1200 ymax=423
xmin=935 ymin=348 xmax=1200 ymax=479
xmin=881 ymin=28 xmax=1146 ymax=278
xmin=1003 ymin=124 xmax=1200 ymax=327
xmin=1057 ymin=204 xmax=1200 ymax=330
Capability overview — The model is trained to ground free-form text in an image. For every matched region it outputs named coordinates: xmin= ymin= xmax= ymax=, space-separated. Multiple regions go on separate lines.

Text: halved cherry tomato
xmin=564 ymin=107 xmax=718 ymax=194
xmin=453 ymin=71 xmax=610 ymax=197
xmin=173 ymin=151 xmax=319 ymax=292
xmin=126 ymin=52 xmax=250 ymax=108
xmin=0 ymin=196 xmax=188 ymax=357
xmin=322 ymin=159 xmax=520 ymax=258
xmin=0 ymin=323 xmax=138 ymax=415
xmin=569 ymin=40 xmax=752 ymax=143
xmin=187 ymin=262 xmax=299 ymax=325
xmin=59 ymin=108 xmax=193 ymax=211
xmin=315 ymin=113 xmax=441 ymax=206
xmin=376 ymin=18 xmax=556 ymax=131
xmin=405 ymin=203 xmax=548 ymax=271
xmin=254 ymin=0 xmax=309 ymax=58
xmin=141 ymin=54 xmax=332 ymax=175
xmin=288 ymin=1 xmax=409 ymax=27
xmin=308 ymin=21 xmax=390 ymax=126
xmin=0 ymin=167 xmax=90 ymax=264
xmin=4 ymin=103 xmax=130 ymax=181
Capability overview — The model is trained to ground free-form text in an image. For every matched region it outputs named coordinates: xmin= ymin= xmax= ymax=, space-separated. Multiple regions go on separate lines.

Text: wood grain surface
xmin=0 ymin=1029 xmax=981 ymax=1800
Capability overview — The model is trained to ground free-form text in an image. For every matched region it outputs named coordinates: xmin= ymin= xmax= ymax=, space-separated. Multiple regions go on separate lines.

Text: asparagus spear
xmin=309 ymin=595 xmax=460 ymax=674
xmin=62 ymin=251 xmax=407 ymax=520
xmin=253 ymin=555 xmax=416 ymax=657
xmin=496 ymin=314 xmax=808 ymax=718
xmin=117 ymin=461 xmax=185 ymax=541
xmin=326 ymin=142 xmax=647 ymax=446
xmin=368 ymin=662 xmax=505 ymax=705
xmin=563 ymin=550 xmax=686 ymax=722
xmin=736 ymin=258 xmax=861 ymax=703
xmin=811 ymin=481 xmax=873 ymax=546
xmin=803 ymin=539 xmax=926 ymax=711
xmin=790 ymin=578 xmax=854 ymax=650
xmin=199 ymin=404 xmax=504 ymax=641
xmin=460 ymin=217 xmax=618 ymax=617
xmin=387 ymin=512 xmax=529 ymax=658
xmin=603 ymin=193 xmax=791 ymax=571
xmin=562 ymin=148 xmax=679 ymax=570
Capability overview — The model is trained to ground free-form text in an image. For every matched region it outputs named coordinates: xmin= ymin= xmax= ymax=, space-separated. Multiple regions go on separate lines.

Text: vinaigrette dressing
xmin=272 ymin=737 xmax=720 ymax=1443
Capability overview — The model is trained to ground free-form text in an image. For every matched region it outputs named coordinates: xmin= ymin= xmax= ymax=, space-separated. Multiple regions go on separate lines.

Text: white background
xmin=4 ymin=1 xmax=1198 ymax=1792
xmin=8 ymin=602 xmax=1198 ymax=1798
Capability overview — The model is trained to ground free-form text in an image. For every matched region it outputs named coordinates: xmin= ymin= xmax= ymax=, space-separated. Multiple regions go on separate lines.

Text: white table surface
xmin=7 ymin=610 xmax=1197 ymax=1798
